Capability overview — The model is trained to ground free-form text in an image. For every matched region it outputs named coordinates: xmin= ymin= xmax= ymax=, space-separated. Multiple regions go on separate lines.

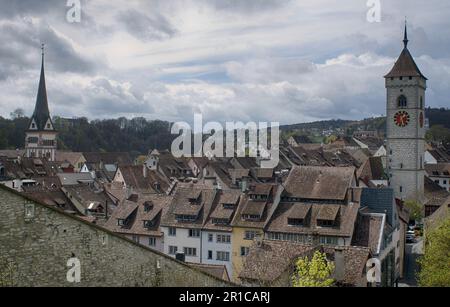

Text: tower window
xmin=420 ymin=97 xmax=423 ymax=109
xmin=397 ymin=95 xmax=408 ymax=108
xmin=400 ymin=186 xmax=403 ymax=193
xmin=409 ymin=77 xmax=412 ymax=80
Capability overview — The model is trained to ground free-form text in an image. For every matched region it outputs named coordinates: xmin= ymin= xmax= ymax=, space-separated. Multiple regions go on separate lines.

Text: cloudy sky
xmin=1 ymin=0 xmax=449 ymax=125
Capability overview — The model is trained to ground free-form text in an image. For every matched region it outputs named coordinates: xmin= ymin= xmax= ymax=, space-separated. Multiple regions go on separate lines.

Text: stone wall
xmin=0 ymin=185 xmax=232 ymax=287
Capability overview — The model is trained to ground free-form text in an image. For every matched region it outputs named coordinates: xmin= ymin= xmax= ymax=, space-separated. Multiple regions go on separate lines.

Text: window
xmin=409 ymin=76 xmax=412 ymax=80
xmin=400 ymin=186 xmax=403 ymax=193
xmin=244 ymin=231 xmax=258 ymax=240
xmin=117 ymin=219 xmax=126 ymax=226
xmin=267 ymin=232 xmax=308 ymax=243
xmin=208 ymin=250 xmax=213 ymax=260
xmin=319 ymin=236 xmax=338 ymax=245
xmin=317 ymin=219 xmax=334 ymax=227
xmin=208 ymin=234 xmax=213 ymax=242
xmin=217 ymin=251 xmax=230 ymax=262
xmin=144 ymin=202 xmax=153 ymax=212
xmin=217 ymin=234 xmax=231 ymax=244
xmin=212 ymin=218 xmax=229 ymax=225
xmin=168 ymin=227 xmax=176 ymax=236
xmin=31 ymin=123 xmax=36 ymax=129
xmin=242 ymin=214 xmax=260 ymax=221
xmin=169 ymin=246 xmax=178 ymax=255
xmin=240 ymin=247 xmax=250 ymax=256
xmin=398 ymin=95 xmax=407 ymax=108
xmin=420 ymin=96 xmax=423 ymax=109
xmin=288 ymin=218 xmax=304 ymax=226
xmin=183 ymin=247 xmax=197 ymax=257
xmin=28 ymin=137 xmax=38 ymax=144
xmin=143 ymin=220 xmax=154 ymax=228
xmin=434 ymin=180 xmax=440 ymax=184
xmin=148 ymin=237 xmax=156 ymax=246
xmin=189 ymin=229 xmax=200 ymax=238
xmin=132 ymin=235 xmax=139 ymax=243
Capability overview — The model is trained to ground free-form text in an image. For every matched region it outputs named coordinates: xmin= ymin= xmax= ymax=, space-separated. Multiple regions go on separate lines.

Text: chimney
xmin=241 ymin=177 xmax=248 ymax=192
xmin=334 ymin=247 xmax=345 ymax=283
xmin=143 ymin=164 xmax=148 ymax=178
xmin=175 ymin=252 xmax=186 ymax=262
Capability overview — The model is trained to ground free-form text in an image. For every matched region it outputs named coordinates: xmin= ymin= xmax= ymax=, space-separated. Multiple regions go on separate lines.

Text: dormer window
xmin=223 ymin=203 xmax=235 ymax=210
xmin=242 ymin=214 xmax=260 ymax=221
xmin=144 ymin=202 xmax=154 ymax=212
xmin=31 ymin=123 xmax=36 ymax=129
xmin=117 ymin=219 xmax=126 ymax=227
xmin=47 ymin=124 xmax=51 ymax=129
xmin=143 ymin=220 xmax=154 ymax=228
xmin=317 ymin=219 xmax=334 ymax=227
xmin=288 ymin=218 xmax=304 ymax=227
xmin=212 ymin=218 xmax=229 ymax=225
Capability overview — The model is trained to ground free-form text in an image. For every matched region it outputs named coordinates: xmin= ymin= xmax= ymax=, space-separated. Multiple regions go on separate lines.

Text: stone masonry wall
xmin=0 ymin=186 xmax=231 ymax=287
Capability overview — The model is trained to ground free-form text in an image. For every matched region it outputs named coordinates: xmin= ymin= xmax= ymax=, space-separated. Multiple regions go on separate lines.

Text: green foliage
xmin=323 ymin=135 xmax=337 ymax=144
xmin=418 ymin=218 xmax=450 ymax=287
xmin=404 ymin=200 xmax=423 ymax=222
xmin=0 ymin=115 xmax=175 ymax=154
xmin=292 ymin=251 xmax=335 ymax=287
xmin=0 ymin=260 xmax=15 ymax=287
xmin=426 ymin=125 xmax=450 ymax=145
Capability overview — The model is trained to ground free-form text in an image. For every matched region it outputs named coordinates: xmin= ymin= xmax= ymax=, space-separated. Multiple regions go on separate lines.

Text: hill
xmin=0 ymin=108 xmax=448 ymax=154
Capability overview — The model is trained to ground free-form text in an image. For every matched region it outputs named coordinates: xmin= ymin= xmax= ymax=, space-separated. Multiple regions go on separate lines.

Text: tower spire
xmin=403 ymin=18 xmax=409 ymax=49
xmin=32 ymin=43 xmax=51 ymax=130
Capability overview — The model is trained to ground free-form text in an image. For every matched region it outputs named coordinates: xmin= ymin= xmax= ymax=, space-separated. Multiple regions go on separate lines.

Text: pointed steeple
xmin=403 ymin=19 xmax=409 ymax=49
xmin=384 ymin=22 xmax=427 ymax=80
xmin=30 ymin=44 xmax=53 ymax=131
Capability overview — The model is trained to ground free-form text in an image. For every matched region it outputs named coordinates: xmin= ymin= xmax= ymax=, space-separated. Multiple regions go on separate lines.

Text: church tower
xmin=385 ymin=23 xmax=426 ymax=202
xmin=25 ymin=45 xmax=57 ymax=161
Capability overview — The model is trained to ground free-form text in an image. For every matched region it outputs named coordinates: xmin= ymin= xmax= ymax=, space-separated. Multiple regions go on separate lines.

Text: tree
xmin=10 ymin=108 xmax=25 ymax=120
xmin=292 ymin=250 xmax=335 ymax=287
xmin=404 ymin=200 xmax=423 ymax=222
xmin=418 ymin=218 xmax=450 ymax=287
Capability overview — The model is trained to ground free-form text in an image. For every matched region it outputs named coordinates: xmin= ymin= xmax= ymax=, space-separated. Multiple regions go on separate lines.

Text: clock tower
xmin=385 ymin=23 xmax=426 ymax=202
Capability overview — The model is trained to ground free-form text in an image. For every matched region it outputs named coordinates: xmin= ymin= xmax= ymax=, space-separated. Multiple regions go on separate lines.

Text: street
xmin=399 ymin=238 xmax=424 ymax=287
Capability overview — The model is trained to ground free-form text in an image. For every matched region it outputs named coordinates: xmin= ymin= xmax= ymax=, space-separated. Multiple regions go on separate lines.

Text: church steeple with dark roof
xmin=25 ymin=45 xmax=57 ymax=161
xmin=29 ymin=44 xmax=53 ymax=131
xmin=385 ymin=22 xmax=427 ymax=80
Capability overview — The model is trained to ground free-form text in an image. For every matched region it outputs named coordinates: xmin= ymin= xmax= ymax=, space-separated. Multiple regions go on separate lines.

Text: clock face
xmin=394 ymin=111 xmax=410 ymax=127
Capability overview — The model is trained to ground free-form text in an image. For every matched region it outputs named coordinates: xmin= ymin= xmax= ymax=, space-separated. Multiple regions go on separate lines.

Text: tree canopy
xmin=292 ymin=250 xmax=335 ymax=287
xmin=418 ymin=218 xmax=450 ymax=287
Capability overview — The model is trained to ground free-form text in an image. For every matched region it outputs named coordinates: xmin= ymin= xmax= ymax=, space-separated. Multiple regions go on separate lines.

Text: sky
xmin=1 ymin=0 xmax=450 ymax=125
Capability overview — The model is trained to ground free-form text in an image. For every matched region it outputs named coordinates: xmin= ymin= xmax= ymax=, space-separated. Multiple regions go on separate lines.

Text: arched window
xmin=398 ymin=95 xmax=407 ymax=108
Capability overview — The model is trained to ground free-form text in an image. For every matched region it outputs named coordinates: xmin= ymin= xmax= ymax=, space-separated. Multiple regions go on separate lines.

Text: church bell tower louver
xmin=25 ymin=45 xmax=58 ymax=161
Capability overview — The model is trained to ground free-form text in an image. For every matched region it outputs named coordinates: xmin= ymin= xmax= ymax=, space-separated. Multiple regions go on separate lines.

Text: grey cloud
xmin=0 ymin=19 xmax=101 ymax=75
xmin=116 ymin=9 xmax=177 ymax=42
xmin=0 ymin=0 xmax=64 ymax=18
xmin=207 ymin=0 xmax=291 ymax=13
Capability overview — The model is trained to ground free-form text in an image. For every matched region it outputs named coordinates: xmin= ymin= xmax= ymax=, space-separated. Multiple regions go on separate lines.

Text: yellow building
xmin=230 ymin=184 xmax=276 ymax=282
xmin=231 ymin=226 xmax=264 ymax=281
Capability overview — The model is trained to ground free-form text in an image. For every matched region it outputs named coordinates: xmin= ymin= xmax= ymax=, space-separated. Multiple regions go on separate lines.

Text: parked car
xmin=406 ymin=231 xmax=415 ymax=243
